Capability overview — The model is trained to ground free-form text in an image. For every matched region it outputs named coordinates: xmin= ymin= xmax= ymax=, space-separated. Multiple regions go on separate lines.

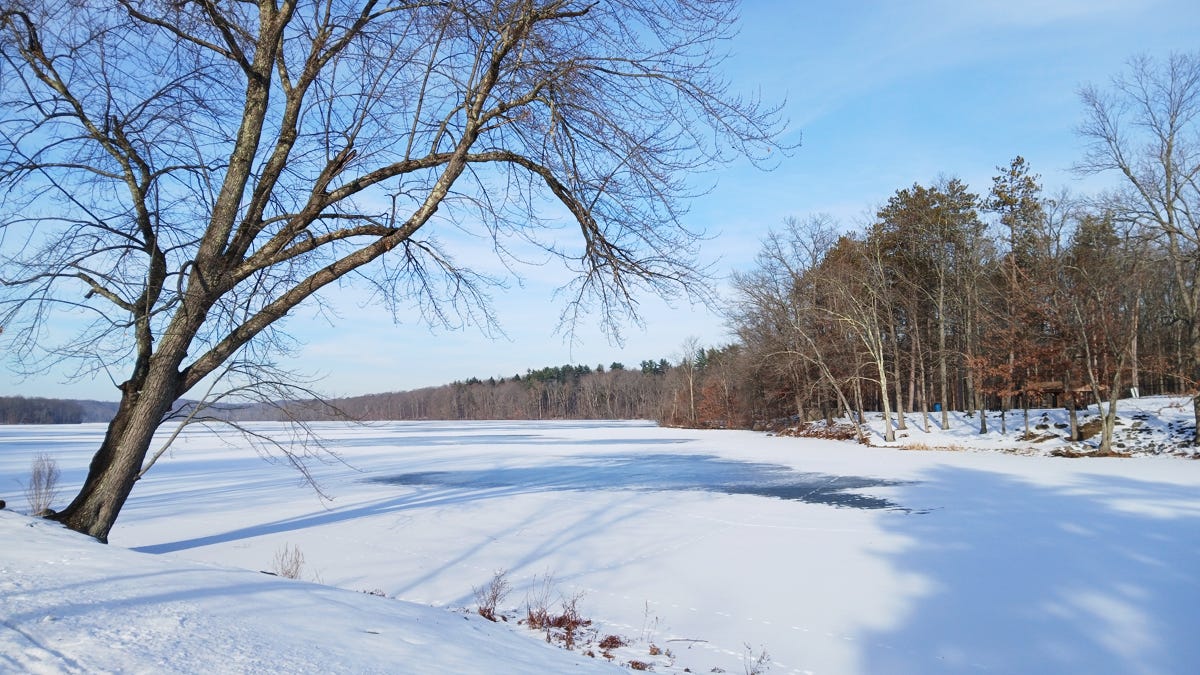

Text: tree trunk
xmin=889 ymin=317 xmax=906 ymax=430
xmin=907 ymin=333 xmax=917 ymax=415
xmin=1066 ymin=372 xmax=1080 ymax=442
xmin=1130 ymin=318 xmax=1139 ymax=397
xmin=1068 ymin=397 xmax=1080 ymax=442
xmin=964 ymin=290 xmax=985 ymax=434
xmin=915 ymin=326 xmax=931 ymax=433
xmin=1192 ymin=321 xmax=1200 ymax=445
xmin=977 ymin=386 xmax=987 ymax=434
xmin=1098 ymin=389 xmax=1121 ymax=454
xmin=853 ymin=376 xmax=865 ymax=426
xmin=876 ymin=348 xmax=895 ymax=443
xmin=938 ymin=286 xmax=950 ymax=430
xmin=1193 ymin=394 xmax=1200 ymax=446
xmin=51 ymin=365 xmax=181 ymax=542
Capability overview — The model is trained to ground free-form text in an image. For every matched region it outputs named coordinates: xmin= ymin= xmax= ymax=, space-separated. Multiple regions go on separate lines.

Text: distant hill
xmin=0 ymin=396 xmax=293 ymax=425
xmin=0 ymin=397 xmax=119 ymax=424
xmin=75 ymin=400 xmax=121 ymax=423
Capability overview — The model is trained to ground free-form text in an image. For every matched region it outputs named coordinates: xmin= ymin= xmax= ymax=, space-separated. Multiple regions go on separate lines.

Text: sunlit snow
xmin=2 ymin=400 xmax=1198 ymax=673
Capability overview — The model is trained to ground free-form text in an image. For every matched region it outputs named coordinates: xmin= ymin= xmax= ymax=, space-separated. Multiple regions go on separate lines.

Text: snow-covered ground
xmin=2 ymin=397 xmax=1199 ymax=674
xmin=790 ymin=394 xmax=1199 ymax=457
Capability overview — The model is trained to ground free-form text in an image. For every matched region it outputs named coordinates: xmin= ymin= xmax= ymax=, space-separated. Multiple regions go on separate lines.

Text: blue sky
xmin=7 ymin=0 xmax=1200 ymax=401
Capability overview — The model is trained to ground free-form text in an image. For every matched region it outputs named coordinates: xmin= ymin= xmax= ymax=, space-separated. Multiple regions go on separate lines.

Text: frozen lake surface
xmin=3 ymin=419 xmax=1199 ymax=674
xmin=368 ymin=453 xmax=913 ymax=511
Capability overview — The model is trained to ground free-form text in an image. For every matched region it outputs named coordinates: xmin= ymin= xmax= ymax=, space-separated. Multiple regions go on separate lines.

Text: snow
xmin=0 ymin=514 xmax=614 ymax=674
xmin=2 ymin=398 xmax=1199 ymax=674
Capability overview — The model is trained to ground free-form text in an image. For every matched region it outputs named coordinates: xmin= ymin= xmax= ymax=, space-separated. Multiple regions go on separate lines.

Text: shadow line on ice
xmin=367 ymin=453 xmax=919 ymax=511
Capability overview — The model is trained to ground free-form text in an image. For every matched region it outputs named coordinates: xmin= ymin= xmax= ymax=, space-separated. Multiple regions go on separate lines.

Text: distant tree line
xmin=0 ymin=396 xmax=84 ymax=424
xmin=0 ymin=397 xmax=121 ymax=424
xmin=274 ymin=361 xmax=678 ymax=422
xmin=253 ymin=342 xmax=759 ymax=431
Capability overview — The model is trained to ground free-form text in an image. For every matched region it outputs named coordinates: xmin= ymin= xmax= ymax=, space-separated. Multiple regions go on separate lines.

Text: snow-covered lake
xmin=3 ymin=420 xmax=1199 ymax=674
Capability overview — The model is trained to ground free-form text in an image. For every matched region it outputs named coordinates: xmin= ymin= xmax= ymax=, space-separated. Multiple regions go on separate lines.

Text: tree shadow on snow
xmin=134 ymin=454 xmax=912 ymax=556
xmin=859 ymin=466 xmax=1200 ymax=674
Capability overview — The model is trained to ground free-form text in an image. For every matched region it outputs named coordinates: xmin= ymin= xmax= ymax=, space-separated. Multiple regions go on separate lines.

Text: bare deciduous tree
xmin=1058 ymin=211 xmax=1149 ymax=453
xmin=822 ymin=234 xmax=896 ymax=442
xmin=0 ymin=0 xmax=784 ymax=540
xmin=728 ymin=216 xmax=866 ymax=440
xmin=1077 ymin=51 xmax=1200 ymax=442
xmin=673 ymin=335 xmax=702 ymax=426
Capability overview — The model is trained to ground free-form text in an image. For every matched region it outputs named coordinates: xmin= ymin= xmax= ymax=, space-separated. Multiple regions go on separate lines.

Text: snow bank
xmin=0 ymin=512 xmax=618 ymax=674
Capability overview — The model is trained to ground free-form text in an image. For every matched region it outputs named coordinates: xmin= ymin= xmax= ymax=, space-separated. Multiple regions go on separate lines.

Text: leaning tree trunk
xmin=874 ymin=342 xmax=896 ymax=443
xmin=51 ymin=353 xmax=184 ymax=542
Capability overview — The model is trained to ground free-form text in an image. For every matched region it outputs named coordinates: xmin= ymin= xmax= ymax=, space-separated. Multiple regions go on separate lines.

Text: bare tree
xmin=674 ymin=335 xmax=702 ymax=426
xmin=1057 ymin=211 xmax=1148 ymax=452
xmin=728 ymin=216 xmax=866 ymax=441
xmin=823 ymin=234 xmax=896 ymax=443
xmin=0 ymin=0 xmax=784 ymax=541
xmin=1077 ymin=51 xmax=1200 ymax=442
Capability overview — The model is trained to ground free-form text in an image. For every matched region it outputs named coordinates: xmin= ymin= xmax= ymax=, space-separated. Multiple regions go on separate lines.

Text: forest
xmin=723 ymin=157 xmax=1171 ymax=454
xmin=282 ymin=148 xmax=1190 ymax=459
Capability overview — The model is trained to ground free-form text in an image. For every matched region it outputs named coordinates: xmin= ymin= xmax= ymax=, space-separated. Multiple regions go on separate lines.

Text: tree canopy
xmin=0 ymin=0 xmax=784 ymax=540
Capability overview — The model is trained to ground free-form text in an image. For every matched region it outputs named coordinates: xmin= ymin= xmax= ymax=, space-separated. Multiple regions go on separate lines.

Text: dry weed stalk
xmin=271 ymin=543 xmax=305 ymax=579
xmin=25 ymin=453 xmax=60 ymax=516
xmin=473 ymin=569 xmax=512 ymax=622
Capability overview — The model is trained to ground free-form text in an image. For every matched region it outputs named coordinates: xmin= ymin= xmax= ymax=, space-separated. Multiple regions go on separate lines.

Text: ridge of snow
xmin=0 ymin=512 xmax=618 ymax=674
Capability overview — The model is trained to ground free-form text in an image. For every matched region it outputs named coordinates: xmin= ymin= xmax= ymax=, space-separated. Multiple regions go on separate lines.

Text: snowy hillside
xmin=2 ymin=400 xmax=1198 ymax=674
xmin=0 ymin=513 xmax=619 ymax=674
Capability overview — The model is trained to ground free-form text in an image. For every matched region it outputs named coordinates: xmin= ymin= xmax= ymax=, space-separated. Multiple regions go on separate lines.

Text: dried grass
xmin=271 ymin=543 xmax=305 ymax=579
xmin=25 ymin=453 xmax=59 ymax=516
xmin=473 ymin=569 xmax=511 ymax=622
